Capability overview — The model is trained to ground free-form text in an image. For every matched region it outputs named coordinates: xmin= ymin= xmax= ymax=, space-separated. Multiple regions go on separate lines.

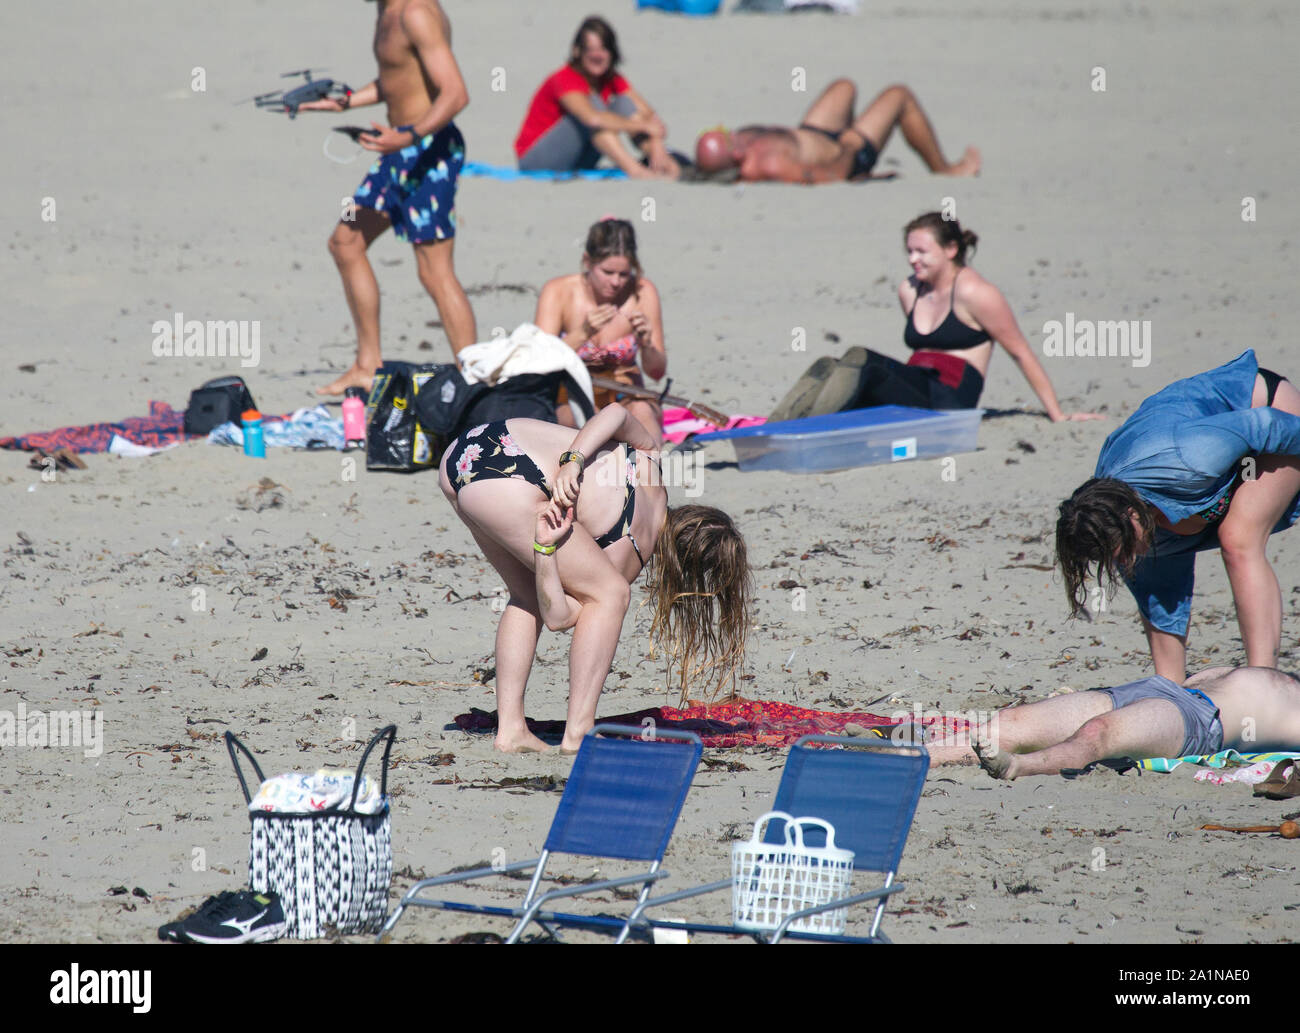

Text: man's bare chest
xmin=373 ymin=20 xmax=413 ymax=71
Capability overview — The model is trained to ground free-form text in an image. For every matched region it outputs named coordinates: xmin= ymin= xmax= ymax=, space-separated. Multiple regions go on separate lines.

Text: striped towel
xmin=1139 ymin=749 xmax=1300 ymax=778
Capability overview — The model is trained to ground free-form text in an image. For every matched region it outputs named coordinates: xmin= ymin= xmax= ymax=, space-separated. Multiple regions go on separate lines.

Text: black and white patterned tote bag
xmin=226 ymin=725 xmax=396 ymax=939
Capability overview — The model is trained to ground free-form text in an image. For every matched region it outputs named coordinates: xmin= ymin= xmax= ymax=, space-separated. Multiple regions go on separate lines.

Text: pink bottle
xmin=342 ymin=387 xmax=366 ymax=450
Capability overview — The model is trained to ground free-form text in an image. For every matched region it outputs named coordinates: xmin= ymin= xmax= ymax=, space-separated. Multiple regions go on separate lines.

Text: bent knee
xmin=417 ymin=265 xmax=440 ymax=293
xmin=568 ymin=572 xmax=631 ymax=612
xmin=329 ymin=225 xmax=364 ymax=259
xmin=1218 ymin=522 xmax=1270 ymax=561
xmin=601 ymin=578 xmax=632 ymax=614
xmin=1065 ymin=718 xmax=1113 ymax=758
xmin=416 ymin=254 xmax=454 ymax=289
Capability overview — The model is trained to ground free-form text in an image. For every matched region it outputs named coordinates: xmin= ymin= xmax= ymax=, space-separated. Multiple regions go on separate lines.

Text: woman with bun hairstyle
xmin=771 ymin=212 xmax=1103 ymax=422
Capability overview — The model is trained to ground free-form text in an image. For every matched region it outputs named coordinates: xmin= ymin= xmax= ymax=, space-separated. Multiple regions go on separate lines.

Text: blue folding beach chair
xmin=623 ymin=735 xmax=929 ymax=943
xmin=379 ymin=725 xmax=702 ymax=943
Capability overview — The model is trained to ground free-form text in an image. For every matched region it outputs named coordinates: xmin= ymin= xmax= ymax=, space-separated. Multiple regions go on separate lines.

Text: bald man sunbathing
xmin=923 ymin=666 xmax=1300 ymax=780
xmin=695 ymin=78 xmax=979 ymax=184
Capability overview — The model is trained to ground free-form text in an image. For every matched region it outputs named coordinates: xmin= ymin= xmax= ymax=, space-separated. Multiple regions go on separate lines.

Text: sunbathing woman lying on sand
xmin=693 ymin=78 xmax=979 ymax=185
xmin=771 ymin=212 xmax=1103 ymax=422
xmin=924 ymin=666 xmax=1300 ymax=779
xmin=1057 ymin=351 xmax=1300 ymax=682
xmin=439 ymin=404 xmax=751 ymax=753
xmin=534 ymin=217 xmax=666 ymax=443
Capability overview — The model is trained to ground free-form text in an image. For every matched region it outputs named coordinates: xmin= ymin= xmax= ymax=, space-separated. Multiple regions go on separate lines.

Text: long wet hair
xmin=646 ymin=505 xmax=752 ymax=704
xmin=1055 ymin=477 xmax=1155 ymax=618
xmin=903 ymin=211 xmax=979 ymax=266
xmin=568 ymin=16 xmax=622 ymax=80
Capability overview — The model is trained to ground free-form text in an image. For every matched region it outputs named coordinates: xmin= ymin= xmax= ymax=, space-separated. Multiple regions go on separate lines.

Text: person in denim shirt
xmin=1056 ymin=351 xmax=1300 ymax=681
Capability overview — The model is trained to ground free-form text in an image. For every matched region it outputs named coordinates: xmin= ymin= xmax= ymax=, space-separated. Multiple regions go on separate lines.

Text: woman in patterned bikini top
xmin=534 ymin=216 xmax=667 ymax=442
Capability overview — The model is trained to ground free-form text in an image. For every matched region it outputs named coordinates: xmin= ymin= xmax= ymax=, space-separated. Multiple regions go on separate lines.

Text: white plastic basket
xmin=731 ymin=811 xmax=854 ymax=935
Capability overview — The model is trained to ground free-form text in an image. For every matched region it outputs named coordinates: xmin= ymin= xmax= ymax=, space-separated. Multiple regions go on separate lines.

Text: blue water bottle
xmin=241 ymin=409 xmax=266 ymax=458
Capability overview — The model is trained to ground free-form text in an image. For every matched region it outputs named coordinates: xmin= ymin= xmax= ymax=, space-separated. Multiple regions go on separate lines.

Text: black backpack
xmin=183 ymin=376 xmax=257 ymax=436
xmin=413 ymin=367 xmax=595 ymax=441
xmin=366 ymin=361 xmax=596 ymax=474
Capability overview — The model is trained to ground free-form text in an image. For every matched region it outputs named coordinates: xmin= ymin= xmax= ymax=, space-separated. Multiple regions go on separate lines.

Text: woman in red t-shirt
xmin=514 ymin=17 xmax=679 ymax=179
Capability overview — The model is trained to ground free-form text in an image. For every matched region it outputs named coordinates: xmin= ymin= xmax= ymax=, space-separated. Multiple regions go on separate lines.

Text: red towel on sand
xmin=0 ymin=401 xmax=191 ymax=454
xmin=453 ymin=698 xmax=968 ymax=748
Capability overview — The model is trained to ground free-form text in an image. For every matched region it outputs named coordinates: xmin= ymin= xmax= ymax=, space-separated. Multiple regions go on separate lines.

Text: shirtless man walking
xmin=300 ymin=0 xmax=477 ymax=396
xmin=923 ymin=666 xmax=1300 ymax=780
xmin=694 ymin=78 xmax=980 ymax=184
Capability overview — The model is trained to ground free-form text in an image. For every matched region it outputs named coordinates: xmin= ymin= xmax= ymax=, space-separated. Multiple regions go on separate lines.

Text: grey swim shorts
xmin=1095 ymin=675 xmax=1224 ymax=757
xmin=518 ymin=94 xmax=637 ymax=172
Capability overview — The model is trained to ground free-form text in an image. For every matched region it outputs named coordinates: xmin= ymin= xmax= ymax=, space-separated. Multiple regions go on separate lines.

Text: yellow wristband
xmin=533 ymin=541 xmax=557 ymax=555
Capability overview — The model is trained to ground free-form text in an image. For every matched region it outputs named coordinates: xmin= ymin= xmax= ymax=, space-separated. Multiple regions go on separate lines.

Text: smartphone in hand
xmin=333 ymin=126 xmax=381 ymax=143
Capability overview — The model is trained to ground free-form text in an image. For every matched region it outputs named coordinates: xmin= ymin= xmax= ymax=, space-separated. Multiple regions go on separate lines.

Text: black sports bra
xmin=904 ymin=270 xmax=991 ymax=352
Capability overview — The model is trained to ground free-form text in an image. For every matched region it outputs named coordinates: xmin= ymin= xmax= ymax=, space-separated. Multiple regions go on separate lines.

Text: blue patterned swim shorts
xmin=352 ymin=122 xmax=465 ymax=243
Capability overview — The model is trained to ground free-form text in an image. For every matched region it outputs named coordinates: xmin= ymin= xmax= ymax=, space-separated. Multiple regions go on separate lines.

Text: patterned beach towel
xmin=2 ymin=403 xmax=334 ymax=456
xmin=453 ymin=698 xmax=969 ymax=749
xmin=208 ymin=406 xmax=344 ymax=450
xmin=0 ymin=400 xmax=192 ymax=454
xmin=1139 ymin=749 xmax=1300 ymax=780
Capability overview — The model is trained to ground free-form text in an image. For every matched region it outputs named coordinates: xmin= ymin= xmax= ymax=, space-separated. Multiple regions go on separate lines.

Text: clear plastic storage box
xmin=695 ymin=405 xmax=983 ymax=474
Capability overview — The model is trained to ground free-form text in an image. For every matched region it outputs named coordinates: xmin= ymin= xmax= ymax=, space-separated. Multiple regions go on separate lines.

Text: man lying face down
xmin=923 ymin=666 xmax=1300 ymax=780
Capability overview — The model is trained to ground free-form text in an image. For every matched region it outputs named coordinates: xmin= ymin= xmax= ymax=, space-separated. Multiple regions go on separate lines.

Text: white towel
xmin=457 ymin=323 xmax=595 ymax=425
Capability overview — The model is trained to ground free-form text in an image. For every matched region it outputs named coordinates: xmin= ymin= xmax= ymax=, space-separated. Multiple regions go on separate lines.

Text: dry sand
xmin=2 ymin=0 xmax=1299 ymax=943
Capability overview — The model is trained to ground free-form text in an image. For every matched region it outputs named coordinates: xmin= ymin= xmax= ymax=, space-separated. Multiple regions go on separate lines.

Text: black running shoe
xmin=157 ymin=920 xmax=187 ymax=943
xmin=164 ymin=889 xmax=288 ymax=944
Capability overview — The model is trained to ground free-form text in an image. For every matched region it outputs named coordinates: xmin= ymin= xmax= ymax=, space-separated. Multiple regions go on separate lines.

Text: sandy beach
xmin=2 ymin=0 xmax=1299 ymax=944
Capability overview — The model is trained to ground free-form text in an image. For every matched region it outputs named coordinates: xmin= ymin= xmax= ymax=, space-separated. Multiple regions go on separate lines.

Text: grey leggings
xmin=518 ymin=93 xmax=637 ymax=172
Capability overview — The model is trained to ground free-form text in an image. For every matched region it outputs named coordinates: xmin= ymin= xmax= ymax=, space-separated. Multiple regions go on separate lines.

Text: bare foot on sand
xmin=972 ymin=737 xmax=1014 ymax=780
xmin=316 ymin=364 xmax=376 ymax=397
xmin=942 ymin=147 xmax=981 ymax=177
xmin=495 ymin=730 xmax=552 ymax=755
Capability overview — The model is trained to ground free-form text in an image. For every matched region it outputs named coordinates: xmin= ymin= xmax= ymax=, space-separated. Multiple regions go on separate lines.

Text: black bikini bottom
xmin=848 ymin=351 xmax=984 ymax=410
xmin=1259 ymin=367 xmax=1286 ymax=406
xmin=797 ymin=124 xmax=878 ymax=179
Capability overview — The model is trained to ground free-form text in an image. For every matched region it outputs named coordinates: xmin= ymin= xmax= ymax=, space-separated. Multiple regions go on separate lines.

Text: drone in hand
xmin=251 ymin=69 xmax=353 ymax=119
